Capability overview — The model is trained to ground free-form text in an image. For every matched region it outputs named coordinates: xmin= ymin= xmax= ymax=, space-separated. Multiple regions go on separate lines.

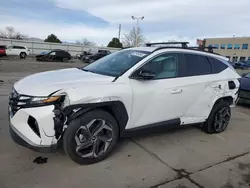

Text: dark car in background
xmin=36 ymin=49 xmax=71 ymax=62
xmin=234 ymin=61 xmax=247 ymax=69
xmin=0 ymin=45 xmax=6 ymax=57
xmin=234 ymin=60 xmax=250 ymax=69
xmin=77 ymin=51 xmax=92 ymax=60
xmin=239 ymin=72 xmax=250 ymax=104
xmin=82 ymin=50 xmax=111 ymax=63
xmin=246 ymin=60 xmax=250 ymax=68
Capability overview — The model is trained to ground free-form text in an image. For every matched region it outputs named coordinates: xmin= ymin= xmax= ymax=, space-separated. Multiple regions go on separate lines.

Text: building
xmin=205 ymin=37 xmax=250 ymax=62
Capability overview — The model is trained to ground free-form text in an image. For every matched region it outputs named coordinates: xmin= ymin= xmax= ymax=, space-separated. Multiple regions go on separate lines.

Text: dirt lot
xmin=1 ymin=59 xmax=250 ymax=188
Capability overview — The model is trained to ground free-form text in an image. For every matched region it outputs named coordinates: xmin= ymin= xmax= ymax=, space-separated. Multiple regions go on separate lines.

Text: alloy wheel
xmin=74 ymin=119 xmax=113 ymax=158
xmin=213 ymin=107 xmax=231 ymax=132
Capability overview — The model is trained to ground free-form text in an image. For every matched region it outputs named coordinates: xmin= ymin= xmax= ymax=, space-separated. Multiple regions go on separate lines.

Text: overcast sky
xmin=1 ymin=0 xmax=250 ymax=46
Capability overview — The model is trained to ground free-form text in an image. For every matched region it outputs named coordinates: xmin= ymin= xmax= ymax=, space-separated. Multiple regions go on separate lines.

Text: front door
xmin=48 ymin=51 xmax=56 ymax=61
xmin=128 ymin=53 xmax=192 ymax=129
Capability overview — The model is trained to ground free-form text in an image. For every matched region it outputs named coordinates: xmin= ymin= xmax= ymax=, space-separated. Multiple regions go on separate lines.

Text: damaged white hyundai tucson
xmin=9 ymin=44 xmax=240 ymax=164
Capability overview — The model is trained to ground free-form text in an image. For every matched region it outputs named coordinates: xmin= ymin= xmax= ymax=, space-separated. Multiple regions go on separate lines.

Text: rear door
xmin=179 ymin=53 xmax=227 ymax=120
xmin=48 ymin=51 xmax=56 ymax=61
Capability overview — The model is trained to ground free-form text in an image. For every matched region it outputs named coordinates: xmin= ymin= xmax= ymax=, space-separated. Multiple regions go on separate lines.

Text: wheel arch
xmin=20 ymin=51 xmax=27 ymax=55
xmin=63 ymin=101 xmax=129 ymax=136
xmin=213 ymin=96 xmax=234 ymax=107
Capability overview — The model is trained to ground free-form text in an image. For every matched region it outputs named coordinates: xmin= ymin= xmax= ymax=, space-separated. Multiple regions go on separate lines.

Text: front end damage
xmin=8 ymin=89 xmax=70 ymax=152
xmin=9 ymin=87 xmax=121 ymax=152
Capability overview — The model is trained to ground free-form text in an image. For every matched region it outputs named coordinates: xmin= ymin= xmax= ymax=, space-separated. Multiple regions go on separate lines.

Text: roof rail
xmin=152 ymin=46 xmax=221 ymax=56
xmin=146 ymin=42 xmax=189 ymax=48
xmin=147 ymin=41 xmax=220 ymax=55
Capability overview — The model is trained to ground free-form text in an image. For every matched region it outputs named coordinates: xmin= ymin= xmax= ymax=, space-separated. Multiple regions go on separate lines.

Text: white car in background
xmin=5 ymin=45 xmax=30 ymax=59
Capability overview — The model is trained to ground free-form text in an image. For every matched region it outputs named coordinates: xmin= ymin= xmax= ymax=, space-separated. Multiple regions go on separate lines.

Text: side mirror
xmin=131 ymin=69 xmax=156 ymax=80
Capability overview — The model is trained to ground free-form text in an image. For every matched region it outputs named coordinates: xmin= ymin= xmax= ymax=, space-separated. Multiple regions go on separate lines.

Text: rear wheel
xmin=63 ymin=110 xmax=119 ymax=165
xmin=62 ymin=57 xmax=69 ymax=62
xmin=203 ymin=101 xmax=231 ymax=134
xmin=20 ymin=52 xmax=26 ymax=59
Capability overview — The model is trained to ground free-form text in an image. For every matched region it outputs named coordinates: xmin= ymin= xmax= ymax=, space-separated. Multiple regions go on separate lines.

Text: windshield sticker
xmin=130 ymin=52 xmax=147 ymax=58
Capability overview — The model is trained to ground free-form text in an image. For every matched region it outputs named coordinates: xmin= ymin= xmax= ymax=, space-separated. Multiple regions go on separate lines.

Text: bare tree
xmin=0 ymin=26 xmax=26 ymax=40
xmin=75 ymin=38 xmax=96 ymax=46
xmin=122 ymin=27 xmax=146 ymax=47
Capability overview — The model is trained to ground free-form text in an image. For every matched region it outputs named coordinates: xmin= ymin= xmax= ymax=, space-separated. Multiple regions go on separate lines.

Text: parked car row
xmin=233 ymin=60 xmax=250 ymax=69
xmin=0 ymin=44 xmax=113 ymax=63
xmin=80 ymin=49 xmax=111 ymax=63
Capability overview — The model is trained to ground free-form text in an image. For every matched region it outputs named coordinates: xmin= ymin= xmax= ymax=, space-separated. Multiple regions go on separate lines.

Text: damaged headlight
xmin=17 ymin=95 xmax=65 ymax=107
xmin=30 ymin=96 xmax=62 ymax=104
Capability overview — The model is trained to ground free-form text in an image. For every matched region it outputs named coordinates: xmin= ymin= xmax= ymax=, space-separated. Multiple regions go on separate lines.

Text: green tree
xmin=44 ymin=34 xmax=62 ymax=43
xmin=107 ymin=37 xmax=123 ymax=48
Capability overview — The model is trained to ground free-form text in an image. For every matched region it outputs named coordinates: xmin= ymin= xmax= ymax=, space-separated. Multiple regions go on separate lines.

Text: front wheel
xmin=20 ymin=52 xmax=26 ymax=59
xmin=63 ymin=110 xmax=119 ymax=165
xmin=203 ymin=101 xmax=231 ymax=134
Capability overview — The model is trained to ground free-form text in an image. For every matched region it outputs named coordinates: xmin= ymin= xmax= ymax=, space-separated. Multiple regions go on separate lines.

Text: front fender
xmin=63 ymin=101 xmax=129 ymax=136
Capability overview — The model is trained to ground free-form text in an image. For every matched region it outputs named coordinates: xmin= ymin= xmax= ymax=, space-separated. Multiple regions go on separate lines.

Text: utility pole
xmin=131 ymin=16 xmax=144 ymax=46
xmin=118 ymin=24 xmax=121 ymax=41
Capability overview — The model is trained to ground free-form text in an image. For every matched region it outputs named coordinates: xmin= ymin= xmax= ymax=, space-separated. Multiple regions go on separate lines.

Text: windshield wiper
xmin=81 ymin=68 xmax=97 ymax=74
xmin=81 ymin=68 xmax=89 ymax=72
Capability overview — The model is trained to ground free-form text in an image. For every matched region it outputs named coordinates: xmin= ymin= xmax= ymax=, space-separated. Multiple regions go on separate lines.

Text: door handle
xmin=212 ymin=84 xmax=221 ymax=89
xmin=170 ymin=88 xmax=182 ymax=94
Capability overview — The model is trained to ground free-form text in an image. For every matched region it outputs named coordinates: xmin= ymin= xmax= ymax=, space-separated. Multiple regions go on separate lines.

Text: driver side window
xmin=50 ymin=51 xmax=56 ymax=56
xmin=141 ymin=53 xmax=179 ymax=79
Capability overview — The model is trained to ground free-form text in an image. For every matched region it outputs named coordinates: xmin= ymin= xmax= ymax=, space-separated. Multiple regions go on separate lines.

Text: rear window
xmin=184 ymin=54 xmax=212 ymax=76
xmin=208 ymin=57 xmax=228 ymax=73
xmin=13 ymin=46 xmax=25 ymax=49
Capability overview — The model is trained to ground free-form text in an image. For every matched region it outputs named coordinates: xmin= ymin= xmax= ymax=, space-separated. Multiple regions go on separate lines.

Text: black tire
xmin=203 ymin=101 xmax=231 ymax=134
xmin=62 ymin=57 xmax=69 ymax=62
xmin=63 ymin=109 xmax=119 ymax=165
xmin=20 ymin=52 xmax=27 ymax=59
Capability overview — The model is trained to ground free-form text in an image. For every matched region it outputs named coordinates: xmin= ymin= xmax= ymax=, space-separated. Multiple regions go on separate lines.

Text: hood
xmin=14 ymin=68 xmax=114 ymax=96
xmin=240 ymin=77 xmax=250 ymax=90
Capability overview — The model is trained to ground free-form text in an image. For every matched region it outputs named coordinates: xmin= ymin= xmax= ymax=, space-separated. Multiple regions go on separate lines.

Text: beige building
xmin=205 ymin=37 xmax=250 ymax=62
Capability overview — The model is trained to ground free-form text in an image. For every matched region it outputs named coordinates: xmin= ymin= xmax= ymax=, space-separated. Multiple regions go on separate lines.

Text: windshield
xmin=40 ymin=51 xmax=49 ymax=55
xmin=83 ymin=50 xmax=150 ymax=77
xmin=245 ymin=73 xmax=250 ymax=78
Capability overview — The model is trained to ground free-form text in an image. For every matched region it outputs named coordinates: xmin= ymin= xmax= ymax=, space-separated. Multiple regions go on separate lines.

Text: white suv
xmin=9 ymin=45 xmax=240 ymax=164
xmin=6 ymin=45 xmax=30 ymax=59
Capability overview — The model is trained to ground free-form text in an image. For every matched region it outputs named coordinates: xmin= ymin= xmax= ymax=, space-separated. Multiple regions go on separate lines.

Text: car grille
xmin=9 ymin=89 xmax=31 ymax=115
xmin=239 ymin=90 xmax=250 ymax=99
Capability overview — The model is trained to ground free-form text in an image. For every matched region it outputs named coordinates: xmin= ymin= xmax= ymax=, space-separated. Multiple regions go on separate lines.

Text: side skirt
xmin=121 ymin=118 xmax=181 ymax=137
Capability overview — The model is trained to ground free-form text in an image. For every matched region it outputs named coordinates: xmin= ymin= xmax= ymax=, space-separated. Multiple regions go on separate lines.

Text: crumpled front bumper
xmin=8 ymin=104 xmax=58 ymax=153
xmin=9 ymin=122 xmax=57 ymax=153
